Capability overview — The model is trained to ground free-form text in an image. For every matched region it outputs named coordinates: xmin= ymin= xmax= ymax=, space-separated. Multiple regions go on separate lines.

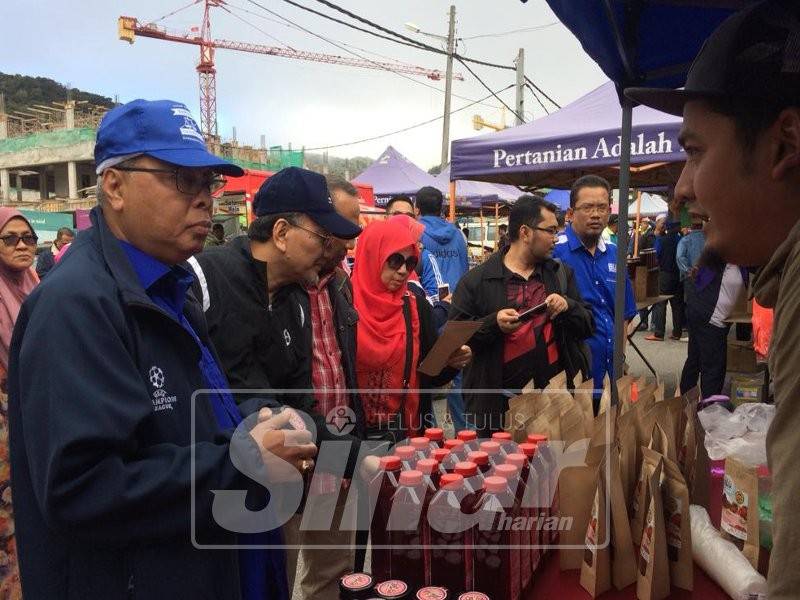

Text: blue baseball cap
xmin=94 ymin=99 xmax=244 ymax=177
xmin=253 ymin=167 xmax=362 ymax=240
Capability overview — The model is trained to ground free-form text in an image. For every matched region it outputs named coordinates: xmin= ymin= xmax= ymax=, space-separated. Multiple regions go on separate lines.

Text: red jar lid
xmin=492 ymin=431 xmax=513 ymax=441
xmin=505 ymin=453 xmax=527 ymax=469
xmin=457 ymin=430 xmax=478 ymax=442
xmin=424 ymin=428 xmax=444 ymax=441
xmin=431 ymin=448 xmax=451 ymax=463
xmin=379 ymin=456 xmax=402 ymax=471
xmin=479 ymin=441 xmax=501 ymax=456
xmin=410 ymin=437 xmax=431 ymax=450
xmin=440 ymin=474 xmax=465 ymax=490
xmin=454 ymin=461 xmax=478 ymax=477
xmin=484 ymin=475 xmax=507 ymax=493
xmin=527 ymin=433 xmax=548 ymax=444
xmin=399 ymin=470 xmax=423 ymax=486
xmin=444 ymin=439 xmax=465 ymax=451
xmin=395 ymin=445 xmax=415 ymax=460
xmin=416 ymin=459 xmax=438 ymax=475
xmin=518 ymin=442 xmax=537 ymax=457
xmin=467 ymin=451 xmax=489 ymax=466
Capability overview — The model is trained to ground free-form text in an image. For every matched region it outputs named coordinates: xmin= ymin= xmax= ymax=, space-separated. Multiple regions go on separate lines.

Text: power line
xmin=217 ymin=4 xmax=297 ymax=50
xmin=459 ymin=23 xmax=559 ymax=40
xmin=525 ymin=83 xmax=550 ymax=115
xmin=239 ymin=0 xmax=504 ymax=109
xmin=145 ymin=0 xmax=202 ymax=25
xmin=525 ymin=75 xmax=561 ymax=109
xmin=455 ymin=58 xmax=524 ymax=123
xmin=303 ymin=85 xmax=514 ymax=151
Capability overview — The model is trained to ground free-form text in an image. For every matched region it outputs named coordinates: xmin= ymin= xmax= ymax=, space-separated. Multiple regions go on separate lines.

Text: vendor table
xmin=627 ymin=295 xmax=674 ymax=378
xmin=526 ymin=467 xmax=731 ymax=599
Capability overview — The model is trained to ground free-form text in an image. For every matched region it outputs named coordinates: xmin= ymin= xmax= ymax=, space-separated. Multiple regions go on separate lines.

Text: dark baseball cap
xmin=95 ymin=99 xmax=243 ymax=176
xmin=253 ymin=167 xmax=362 ymax=239
xmin=626 ymin=0 xmax=800 ymax=116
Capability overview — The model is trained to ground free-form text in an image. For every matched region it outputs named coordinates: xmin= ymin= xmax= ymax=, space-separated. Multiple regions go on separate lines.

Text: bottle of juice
xmin=505 ymin=452 xmax=536 ymax=583
xmin=426 ymin=473 xmax=471 ymax=594
xmin=395 ymin=445 xmax=417 ymax=471
xmin=445 ymin=438 xmax=467 ymax=462
xmin=416 ymin=458 xmax=442 ymax=499
xmin=493 ymin=463 xmax=531 ymax=592
xmin=424 ymin=428 xmax=445 ymax=448
xmin=339 ymin=572 xmax=375 ymax=599
xmin=388 ymin=470 xmax=427 ymax=591
xmin=432 ymin=448 xmax=453 ymax=474
xmin=472 ymin=476 xmax=521 ymax=600
xmin=518 ymin=443 xmax=544 ymax=571
xmin=457 ymin=429 xmax=480 ymax=453
xmin=478 ymin=441 xmax=502 ymax=469
xmin=374 ymin=579 xmax=412 ymax=600
xmin=455 ymin=461 xmax=483 ymax=498
xmin=491 ymin=431 xmax=518 ymax=458
xmin=527 ymin=434 xmax=558 ymax=545
xmin=467 ymin=451 xmax=491 ymax=477
xmin=411 ymin=436 xmax=434 ymax=461
xmin=371 ymin=456 xmax=403 ymax=581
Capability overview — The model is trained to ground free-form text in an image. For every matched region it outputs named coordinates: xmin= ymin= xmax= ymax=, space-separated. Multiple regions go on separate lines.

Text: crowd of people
xmin=0 ymin=2 xmax=796 ymax=599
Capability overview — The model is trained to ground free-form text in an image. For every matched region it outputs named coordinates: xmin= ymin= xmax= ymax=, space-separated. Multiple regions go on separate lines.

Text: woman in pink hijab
xmin=0 ymin=207 xmax=38 ymax=598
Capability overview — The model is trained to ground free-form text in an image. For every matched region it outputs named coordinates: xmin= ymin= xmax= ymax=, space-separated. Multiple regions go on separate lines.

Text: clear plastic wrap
xmin=689 ymin=505 xmax=767 ymax=600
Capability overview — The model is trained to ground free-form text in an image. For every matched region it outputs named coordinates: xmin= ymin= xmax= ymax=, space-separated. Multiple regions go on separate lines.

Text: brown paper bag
xmin=631 ymin=448 xmax=663 ymax=544
xmin=598 ymin=375 xmax=612 ymax=415
xmin=559 ymin=445 xmax=606 ymax=570
xmin=529 ymin=405 xmax=561 ymax=443
xmin=617 ymin=375 xmax=636 ymax=415
xmin=721 ymin=457 xmax=761 ymax=569
xmin=609 ymin=447 xmax=638 ymax=590
xmin=637 ymin=457 xmax=670 ymax=600
xmin=650 ymin=397 xmax=683 ymax=461
xmin=546 ymin=370 xmax=568 ymax=390
xmin=661 ymin=456 xmax=693 ymax=591
xmin=616 ymin=409 xmax=638 ymax=511
xmin=590 ymin=405 xmax=617 ymax=449
xmin=574 ymin=377 xmax=596 ymax=430
xmin=580 ymin=465 xmax=611 ymax=597
xmin=559 ymin=407 xmax=588 ymax=447
xmin=683 ymin=391 xmax=710 ymax=508
xmin=648 ymin=422 xmax=676 ymax=465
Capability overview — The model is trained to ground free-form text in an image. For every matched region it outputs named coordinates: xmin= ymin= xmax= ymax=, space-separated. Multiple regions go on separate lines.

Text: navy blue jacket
xmin=8 ymin=207 xmax=270 ymax=600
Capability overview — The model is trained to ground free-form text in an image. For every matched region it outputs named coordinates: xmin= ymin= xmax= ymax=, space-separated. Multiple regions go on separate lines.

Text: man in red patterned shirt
xmin=284 ymin=175 xmax=364 ymax=600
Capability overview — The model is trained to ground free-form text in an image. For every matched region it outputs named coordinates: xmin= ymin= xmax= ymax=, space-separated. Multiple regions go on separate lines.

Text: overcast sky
xmin=3 ymin=0 xmax=608 ymax=170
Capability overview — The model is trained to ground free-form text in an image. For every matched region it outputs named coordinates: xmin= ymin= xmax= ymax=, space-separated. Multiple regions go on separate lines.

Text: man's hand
xmin=446 ymin=345 xmax=473 ymax=370
xmin=545 ymin=293 xmax=569 ymax=317
xmin=497 ymin=308 xmax=523 ymax=334
xmin=249 ymin=410 xmax=318 ymax=482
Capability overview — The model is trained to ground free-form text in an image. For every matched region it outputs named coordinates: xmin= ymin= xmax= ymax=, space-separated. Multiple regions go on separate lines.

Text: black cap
xmin=253 ymin=167 xmax=361 ymax=239
xmin=626 ymin=0 xmax=800 ymax=115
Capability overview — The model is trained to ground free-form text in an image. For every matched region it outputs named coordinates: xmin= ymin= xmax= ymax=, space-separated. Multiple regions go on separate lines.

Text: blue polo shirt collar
xmin=565 ymin=225 xmax=607 ymax=254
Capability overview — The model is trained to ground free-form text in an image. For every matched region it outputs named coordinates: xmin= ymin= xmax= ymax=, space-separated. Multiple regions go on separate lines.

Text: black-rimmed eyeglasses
xmin=111 ymin=166 xmax=226 ymax=195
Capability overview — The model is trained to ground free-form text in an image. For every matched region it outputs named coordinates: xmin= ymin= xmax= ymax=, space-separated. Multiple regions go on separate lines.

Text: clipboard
xmin=417 ymin=320 xmax=482 ymax=377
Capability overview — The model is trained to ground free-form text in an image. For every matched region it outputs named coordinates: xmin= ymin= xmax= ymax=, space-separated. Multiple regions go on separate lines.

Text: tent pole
xmin=633 ymin=190 xmax=642 ymax=257
xmin=449 ymin=181 xmax=457 ymax=223
xmin=613 ymin=96 xmax=634 ymax=403
xmin=494 ymin=202 xmax=500 ymax=251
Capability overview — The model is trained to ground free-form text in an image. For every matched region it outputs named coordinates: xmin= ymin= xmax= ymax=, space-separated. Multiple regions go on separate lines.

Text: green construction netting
xmin=0 ymin=128 xmax=96 ymax=153
xmin=223 ymin=147 xmax=304 ymax=172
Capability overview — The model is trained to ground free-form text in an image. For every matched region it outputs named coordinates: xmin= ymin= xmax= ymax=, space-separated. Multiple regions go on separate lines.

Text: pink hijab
xmin=0 ymin=208 xmax=39 ymax=372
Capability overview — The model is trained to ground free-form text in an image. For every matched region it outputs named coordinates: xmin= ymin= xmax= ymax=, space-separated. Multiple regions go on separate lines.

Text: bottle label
xmin=721 ymin=474 xmax=749 ymax=541
xmin=664 ymin=494 xmax=683 ymax=552
xmin=639 ymin=502 xmax=655 ymax=576
xmin=341 ymin=573 xmax=373 ymax=591
xmin=376 ymin=580 xmax=408 ymax=598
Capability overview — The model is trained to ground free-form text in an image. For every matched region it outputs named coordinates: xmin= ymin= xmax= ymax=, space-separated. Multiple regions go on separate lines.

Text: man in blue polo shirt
xmin=553 ymin=175 xmax=637 ymax=408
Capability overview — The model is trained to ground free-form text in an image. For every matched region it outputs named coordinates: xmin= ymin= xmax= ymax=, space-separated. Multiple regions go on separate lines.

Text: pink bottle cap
xmin=379 ymin=456 xmax=402 ymax=471
xmin=494 ymin=464 xmax=519 ymax=479
xmin=467 ymin=451 xmax=489 ymax=466
xmin=457 ymin=430 xmax=478 ymax=442
xmin=455 ymin=461 xmax=478 ymax=477
xmin=484 ymin=476 xmax=508 ymax=493
xmin=444 ymin=439 xmax=465 ymax=451
xmin=431 ymin=448 xmax=451 ymax=463
xmin=410 ymin=437 xmax=431 ymax=450
xmin=527 ymin=433 xmax=548 ymax=444
xmin=479 ymin=441 xmax=501 ymax=456
xmin=416 ymin=459 xmax=438 ymax=475
xmin=424 ymin=428 xmax=444 ymax=441
xmin=395 ymin=445 xmax=415 ymax=460
xmin=518 ymin=442 xmax=538 ymax=457
xmin=440 ymin=474 xmax=465 ymax=490
xmin=505 ymin=453 xmax=527 ymax=469
xmin=492 ymin=431 xmax=513 ymax=441
xmin=399 ymin=470 xmax=424 ymax=486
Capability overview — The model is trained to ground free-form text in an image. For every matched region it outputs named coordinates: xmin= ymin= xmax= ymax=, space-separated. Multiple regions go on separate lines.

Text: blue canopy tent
xmin=544 ymin=189 xmax=570 ymax=211
xmin=539 ymin=0 xmax=757 ymax=387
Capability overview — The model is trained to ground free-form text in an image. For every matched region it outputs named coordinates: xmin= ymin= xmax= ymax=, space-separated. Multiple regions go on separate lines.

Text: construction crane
xmin=119 ymin=0 xmax=463 ymax=139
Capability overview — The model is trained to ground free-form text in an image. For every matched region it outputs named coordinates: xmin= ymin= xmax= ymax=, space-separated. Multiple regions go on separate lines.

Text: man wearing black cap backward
xmin=188 ymin=167 xmax=363 ymax=598
xmin=627 ymin=1 xmax=800 ymax=595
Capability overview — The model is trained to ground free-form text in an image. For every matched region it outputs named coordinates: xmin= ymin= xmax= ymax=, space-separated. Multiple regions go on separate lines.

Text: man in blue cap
xmin=187 ymin=166 xmax=362 ymax=599
xmin=7 ymin=99 xmax=316 ymax=599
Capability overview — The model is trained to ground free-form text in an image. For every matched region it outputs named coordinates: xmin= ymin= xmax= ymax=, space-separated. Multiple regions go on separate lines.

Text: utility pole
xmin=440 ymin=5 xmax=456 ymax=170
xmin=514 ymin=48 xmax=525 ymax=126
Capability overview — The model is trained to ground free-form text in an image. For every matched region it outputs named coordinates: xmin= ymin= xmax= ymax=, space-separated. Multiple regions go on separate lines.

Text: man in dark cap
xmin=188 ymin=167 xmax=363 ymax=599
xmin=8 ymin=99 xmax=316 ymax=600
xmin=627 ymin=2 xmax=800 ymax=595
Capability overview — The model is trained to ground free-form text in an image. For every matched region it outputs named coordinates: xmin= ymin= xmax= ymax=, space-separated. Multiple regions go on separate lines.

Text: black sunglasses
xmin=112 ymin=166 xmax=226 ymax=195
xmin=386 ymin=253 xmax=418 ymax=272
xmin=0 ymin=233 xmax=38 ymax=247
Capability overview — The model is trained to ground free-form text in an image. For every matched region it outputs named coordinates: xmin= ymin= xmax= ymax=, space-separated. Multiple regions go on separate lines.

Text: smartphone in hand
xmin=438 ymin=284 xmax=450 ymax=301
xmin=516 ymin=302 xmax=547 ymax=322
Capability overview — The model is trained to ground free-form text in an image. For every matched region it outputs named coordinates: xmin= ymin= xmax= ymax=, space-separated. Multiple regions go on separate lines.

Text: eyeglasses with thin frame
xmin=111 ymin=166 xmax=227 ymax=195
xmin=573 ymin=203 xmax=610 ymax=215
xmin=0 ymin=233 xmax=38 ymax=247
xmin=291 ymin=223 xmax=334 ymax=251
xmin=523 ymin=224 xmax=559 ymax=237
xmin=386 ymin=252 xmax=419 ymax=272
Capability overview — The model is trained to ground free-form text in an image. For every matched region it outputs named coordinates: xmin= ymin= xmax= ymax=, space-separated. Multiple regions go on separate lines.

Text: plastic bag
xmin=698 ymin=404 xmax=747 ymax=440
xmin=734 ymin=403 xmax=775 ymax=434
xmin=689 ymin=505 xmax=767 ymax=600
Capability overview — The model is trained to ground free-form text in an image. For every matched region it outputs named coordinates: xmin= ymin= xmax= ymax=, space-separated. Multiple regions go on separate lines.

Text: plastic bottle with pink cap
xmin=424 ymin=427 xmax=445 ymax=449
xmin=494 ymin=462 xmax=529 ymax=592
xmin=527 ymin=433 xmax=558 ymax=545
xmin=518 ymin=442 xmax=544 ymax=572
xmin=387 ymin=470 xmax=427 ymax=591
xmin=425 ymin=473 xmax=473 ymax=594
xmin=491 ymin=431 xmax=519 ymax=458
xmin=456 ymin=429 xmax=480 ymax=453
xmin=444 ymin=438 xmax=468 ymax=462
xmin=410 ymin=436 xmax=434 ymax=462
xmin=472 ymin=476 xmax=521 ymax=600
xmin=370 ymin=455 xmax=403 ymax=581
xmin=478 ymin=441 xmax=503 ymax=470
xmin=394 ymin=444 xmax=417 ymax=471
